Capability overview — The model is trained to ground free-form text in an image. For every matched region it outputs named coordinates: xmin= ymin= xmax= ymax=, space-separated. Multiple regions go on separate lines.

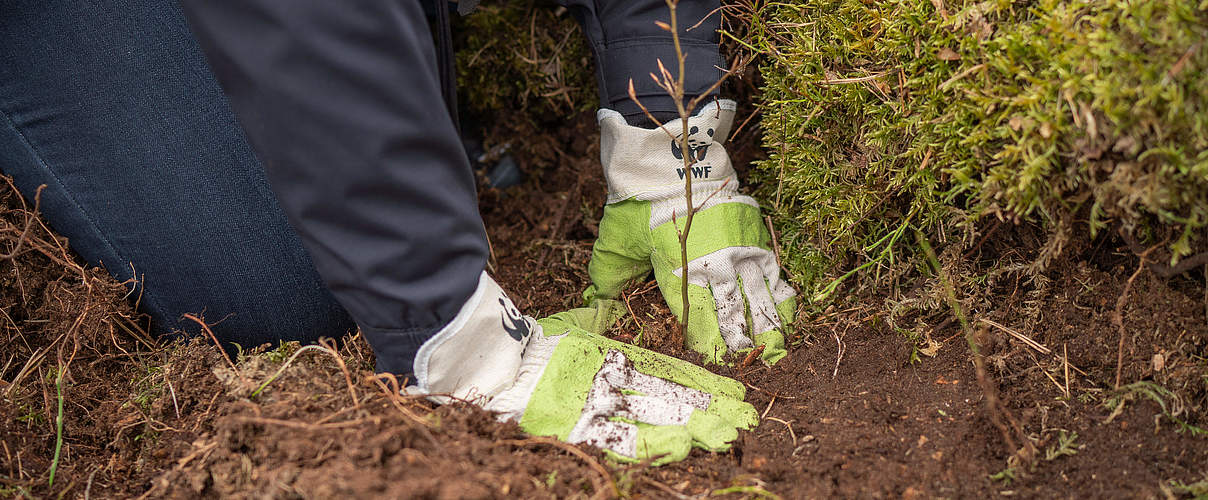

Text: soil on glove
xmin=2 ymin=110 xmax=1206 ymax=499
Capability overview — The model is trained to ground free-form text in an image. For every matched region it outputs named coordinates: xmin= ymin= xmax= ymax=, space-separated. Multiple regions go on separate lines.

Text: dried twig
xmin=228 ymin=416 xmax=377 ymax=430
xmin=1114 ymin=244 xmax=1155 ymax=389
xmin=165 ymin=367 xmax=181 ymax=419
xmin=917 ymin=231 xmax=1036 ymax=463
xmin=978 ymin=318 xmax=1050 ymax=355
xmin=639 ymin=477 xmax=693 ymax=500
xmin=318 ymin=337 xmax=360 ymax=407
xmin=765 ymin=417 xmax=797 ymax=445
xmin=0 ymin=184 xmax=45 ymax=260
xmin=761 ymin=395 xmax=777 ymax=419
xmin=831 ymin=329 xmax=846 ymax=379
xmin=1119 ymin=229 xmax=1207 ymax=278
xmin=1062 ymin=344 xmax=1070 ymax=399
xmin=816 ymin=71 xmax=891 ymax=85
xmin=181 ymin=313 xmax=236 ymax=371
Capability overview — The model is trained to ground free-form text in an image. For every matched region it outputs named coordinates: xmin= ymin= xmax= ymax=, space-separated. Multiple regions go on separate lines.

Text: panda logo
xmin=671 ymin=126 xmax=714 ymax=161
xmin=499 ymin=298 xmax=531 ymax=342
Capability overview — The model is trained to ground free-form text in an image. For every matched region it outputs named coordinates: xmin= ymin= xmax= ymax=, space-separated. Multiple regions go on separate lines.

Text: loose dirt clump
xmin=140 ymin=339 xmax=615 ymax=499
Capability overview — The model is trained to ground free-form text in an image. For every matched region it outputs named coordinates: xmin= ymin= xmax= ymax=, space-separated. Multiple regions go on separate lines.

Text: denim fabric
xmin=0 ymin=0 xmax=356 ymax=349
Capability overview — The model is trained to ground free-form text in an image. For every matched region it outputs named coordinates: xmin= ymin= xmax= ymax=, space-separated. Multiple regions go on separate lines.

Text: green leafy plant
xmin=1043 ymin=431 xmax=1081 ymax=461
xmin=1105 ymin=381 xmax=1207 ymax=436
xmin=742 ymin=0 xmax=1207 ymax=297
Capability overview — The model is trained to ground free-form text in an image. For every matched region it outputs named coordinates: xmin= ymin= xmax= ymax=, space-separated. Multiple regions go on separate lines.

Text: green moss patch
xmin=746 ymin=0 xmax=1207 ymax=295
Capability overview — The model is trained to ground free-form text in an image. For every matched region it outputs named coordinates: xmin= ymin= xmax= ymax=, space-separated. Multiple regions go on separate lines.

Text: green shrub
xmin=746 ymin=0 xmax=1208 ymax=295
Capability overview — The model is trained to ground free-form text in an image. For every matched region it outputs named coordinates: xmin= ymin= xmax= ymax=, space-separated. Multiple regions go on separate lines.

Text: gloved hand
xmin=585 ymin=99 xmax=796 ymax=364
xmin=488 ymin=307 xmax=758 ymax=465
xmin=410 ymin=276 xmax=758 ymax=465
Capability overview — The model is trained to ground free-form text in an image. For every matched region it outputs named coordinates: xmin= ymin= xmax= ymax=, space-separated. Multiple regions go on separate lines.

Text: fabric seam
xmin=0 ymin=107 xmax=172 ymax=326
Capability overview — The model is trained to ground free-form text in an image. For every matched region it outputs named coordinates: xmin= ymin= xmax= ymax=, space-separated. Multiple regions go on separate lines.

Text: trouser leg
xmin=559 ymin=0 xmax=723 ymax=125
xmin=179 ymin=0 xmax=488 ymax=374
xmin=0 ymin=0 xmax=356 ymax=348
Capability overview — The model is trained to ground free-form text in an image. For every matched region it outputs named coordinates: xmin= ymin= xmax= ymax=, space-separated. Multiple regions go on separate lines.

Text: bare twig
xmin=1166 ymin=41 xmax=1201 ymax=78
xmin=639 ymin=477 xmax=693 ymax=500
xmin=318 ymin=337 xmax=360 ymax=408
xmin=978 ymin=318 xmax=1051 ymax=355
xmin=181 ymin=313 xmax=236 ymax=371
xmin=765 ymin=417 xmax=797 ymax=446
xmin=625 ymin=79 xmax=667 ymax=131
xmin=228 ymin=416 xmax=378 ymax=430
xmin=483 ymin=222 xmax=497 ymax=274
xmin=84 ymin=467 xmax=99 ymax=500
xmin=0 ymin=184 xmax=45 ymax=260
xmin=1119 ymin=229 xmax=1207 ymax=278
xmin=1062 ymin=344 xmax=1070 ymax=399
xmin=694 ymin=177 xmax=733 ymax=209
xmin=830 ymin=330 xmax=846 ymax=379
xmin=3 ymin=333 xmax=61 ymax=398
xmin=939 ymin=64 xmax=985 ymax=90
xmin=1114 ymin=245 xmax=1155 ymax=389
xmin=728 ymin=107 xmax=760 ymax=145
xmin=917 ymin=231 xmax=1036 ymax=463
xmin=626 ymin=1 xmax=750 ymax=343
xmin=761 ymin=395 xmax=777 ymax=419
xmin=668 ymin=0 xmax=696 ymax=342
xmin=816 ymin=71 xmax=891 ymax=85
xmin=685 ymin=5 xmax=725 ymax=32
xmin=165 ymin=367 xmax=181 ymax=419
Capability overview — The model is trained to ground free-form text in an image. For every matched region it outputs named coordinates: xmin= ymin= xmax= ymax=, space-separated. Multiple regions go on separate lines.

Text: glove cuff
xmin=411 ymin=272 xmax=536 ymax=404
xmin=598 ymin=99 xmax=739 ymax=204
xmin=481 ymin=330 xmax=563 ymax=421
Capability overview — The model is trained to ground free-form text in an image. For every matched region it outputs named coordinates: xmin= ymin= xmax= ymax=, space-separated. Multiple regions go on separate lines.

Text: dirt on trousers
xmin=1 ymin=110 xmax=1207 ymax=499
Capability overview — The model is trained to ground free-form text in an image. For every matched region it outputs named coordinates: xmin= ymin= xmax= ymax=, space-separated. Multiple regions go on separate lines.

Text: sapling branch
xmin=625 ymin=0 xmax=746 ymax=341
xmin=668 ymin=0 xmax=695 ymax=341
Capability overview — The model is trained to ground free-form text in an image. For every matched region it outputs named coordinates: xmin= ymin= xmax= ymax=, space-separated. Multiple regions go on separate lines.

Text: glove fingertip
xmin=753 ymin=330 xmax=789 ymax=365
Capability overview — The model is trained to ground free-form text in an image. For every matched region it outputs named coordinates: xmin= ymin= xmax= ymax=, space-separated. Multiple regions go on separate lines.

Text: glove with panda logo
xmin=584 ymin=99 xmax=796 ymax=365
xmin=410 ymin=281 xmax=758 ymax=465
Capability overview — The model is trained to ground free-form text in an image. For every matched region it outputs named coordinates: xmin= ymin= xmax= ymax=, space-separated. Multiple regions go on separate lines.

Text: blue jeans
xmin=0 ymin=0 xmax=356 ymax=348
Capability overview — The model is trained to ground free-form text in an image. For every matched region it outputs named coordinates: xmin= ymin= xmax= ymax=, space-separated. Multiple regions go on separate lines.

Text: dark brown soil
xmin=2 ymin=111 xmax=1206 ymax=499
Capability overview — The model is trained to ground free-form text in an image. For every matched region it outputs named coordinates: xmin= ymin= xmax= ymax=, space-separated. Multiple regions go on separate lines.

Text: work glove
xmin=410 ymin=274 xmax=758 ymax=464
xmin=585 ymin=99 xmax=796 ymax=365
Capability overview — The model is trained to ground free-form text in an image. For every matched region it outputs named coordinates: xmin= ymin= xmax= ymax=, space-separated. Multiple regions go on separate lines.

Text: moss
xmin=454 ymin=1 xmax=598 ymax=122
xmin=745 ymin=0 xmax=1208 ymax=295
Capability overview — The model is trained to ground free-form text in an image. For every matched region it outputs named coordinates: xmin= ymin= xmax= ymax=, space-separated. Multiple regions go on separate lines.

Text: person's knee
xmin=144 ymin=269 xmax=356 ymax=351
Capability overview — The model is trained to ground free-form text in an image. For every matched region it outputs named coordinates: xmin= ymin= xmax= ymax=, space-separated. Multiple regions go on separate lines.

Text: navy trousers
xmin=1 ymin=0 xmax=720 ymax=373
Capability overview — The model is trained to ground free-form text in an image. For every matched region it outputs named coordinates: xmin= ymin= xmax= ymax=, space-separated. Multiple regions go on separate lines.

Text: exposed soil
xmin=2 ymin=111 xmax=1206 ymax=499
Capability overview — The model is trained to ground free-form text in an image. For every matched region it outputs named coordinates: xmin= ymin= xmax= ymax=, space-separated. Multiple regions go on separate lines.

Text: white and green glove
xmin=411 ymin=274 xmax=758 ymax=464
xmin=586 ymin=99 xmax=796 ymax=364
